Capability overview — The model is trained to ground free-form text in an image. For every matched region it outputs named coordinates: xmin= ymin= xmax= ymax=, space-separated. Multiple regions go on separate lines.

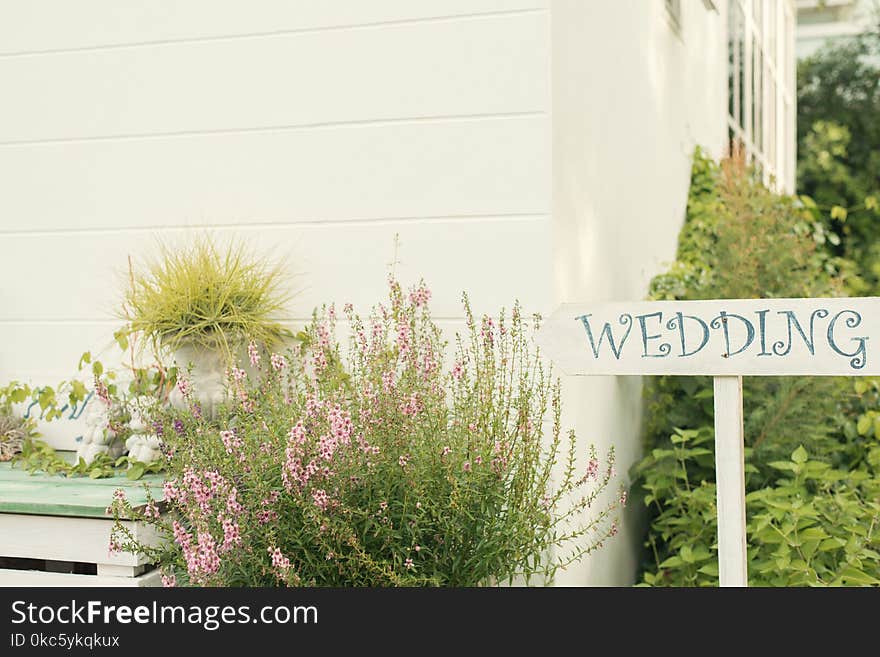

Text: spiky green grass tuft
xmin=122 ymin=235 xmax=292 ymax=359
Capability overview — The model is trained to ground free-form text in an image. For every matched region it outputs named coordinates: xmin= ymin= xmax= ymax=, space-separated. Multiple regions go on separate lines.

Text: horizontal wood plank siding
xmin=0 ymin=1 xmax=545 ymax=55
xmin=0 ymin=6 xmax=552 ymax=450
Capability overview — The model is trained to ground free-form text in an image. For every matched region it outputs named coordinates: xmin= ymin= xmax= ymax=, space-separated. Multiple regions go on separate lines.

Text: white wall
xmin=0 ymin=1 xmax=728 ymax=585
xmin=548 ymin=0 xmax=728 ymax=585
xmin=0 ymin=0 xmax=552 ymax=449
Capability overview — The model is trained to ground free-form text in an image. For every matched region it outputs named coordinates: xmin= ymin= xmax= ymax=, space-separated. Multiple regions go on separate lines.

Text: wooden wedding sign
xmin=537 ymin=297 xmax=879 ymax=587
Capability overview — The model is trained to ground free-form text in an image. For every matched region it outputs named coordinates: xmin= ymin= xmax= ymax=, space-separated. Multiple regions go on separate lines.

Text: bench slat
xmin=0 ymin=462 xmax=164 ymax=518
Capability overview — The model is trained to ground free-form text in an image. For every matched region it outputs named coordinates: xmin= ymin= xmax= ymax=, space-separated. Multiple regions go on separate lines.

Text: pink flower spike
xmin=248 ymin=341 xmax=261 ymax=367
xmin=311 ymin=488 xmax=330 ymax=511
xmin=270 ymin=353 xmax=288 ymax=371
xmin=268 ymin=547 xmax=290 ymax=571
xmin=220 ymin=429 xmax=242 ymax=455
xmin=176 ymin=375 xmax=191 ymax=399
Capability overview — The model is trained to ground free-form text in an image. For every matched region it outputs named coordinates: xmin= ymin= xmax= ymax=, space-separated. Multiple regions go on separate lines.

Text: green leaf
xmin=68 ymin=379 xmax=88 ymax=405
xmin=799 ymin=195 xmax=817 ymax=209
xmin=659 ymin=555 xmax=683 ymax=569
xmin=126 ymin=463 xmax=146 ymax=481
xmin=819 ymin=537 xmax=846 ymax=550
xmin=866 ymin=195 xmax=878 ymax=212
xmin=680 ymin=545 xmax=694 ymax=563
xmin=857 ymin=414 xmax=872 ymax=436
xmin=801 ymin=540 xmax=820 ymax=559
xmin=839 ymin=567 xmax=880 ymax=586
xmin=830 ymin=205 xmax=848 ymax=222
xmin=791 ymin=445 xmax=808 ymax=464
xmin=92 ymin=361 xmax=104 ymax=377
xmin=37 ymin=387 xmax=56 ymax=410
xmin=113 ymin=328 xmax=130 ymax=352
xmin=697 ymin=563 xmax=718 ymax=576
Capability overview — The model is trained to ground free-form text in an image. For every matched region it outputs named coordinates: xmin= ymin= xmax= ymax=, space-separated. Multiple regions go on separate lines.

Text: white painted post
xmin=713 ymin=375 xmax=748 ymax=587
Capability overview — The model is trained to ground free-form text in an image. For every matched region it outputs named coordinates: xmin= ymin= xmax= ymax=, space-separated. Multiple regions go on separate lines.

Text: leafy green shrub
xmin=647 ymin=150 xmax=850 ymax=478
xmin=797 ymin=31 xmax=880 ymax=283
xmin=634 ymin=149 xmax=880 ymax=586
xmin=121 ymin=235 xmax=292 ymax=358
xmin=638 ymin=432 xmax=880 ymax=587
xmin=110 ymin=279 xmax=623 ymax=586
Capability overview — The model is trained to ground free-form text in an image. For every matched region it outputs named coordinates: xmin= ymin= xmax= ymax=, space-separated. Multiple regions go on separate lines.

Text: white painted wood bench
xmin=0 ymin=461 xmax=164 ymax=587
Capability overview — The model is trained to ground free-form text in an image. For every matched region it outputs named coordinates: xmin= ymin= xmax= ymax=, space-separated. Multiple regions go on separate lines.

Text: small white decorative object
xmin=125 ymin=409 xmax=163 ymax=465
xmin=75 ymin=398 xmax=124 ymax=465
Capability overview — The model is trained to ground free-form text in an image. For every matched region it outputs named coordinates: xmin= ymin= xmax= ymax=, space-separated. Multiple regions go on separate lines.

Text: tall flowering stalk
xmin=109 ymin=278 xmax=623 ymax=586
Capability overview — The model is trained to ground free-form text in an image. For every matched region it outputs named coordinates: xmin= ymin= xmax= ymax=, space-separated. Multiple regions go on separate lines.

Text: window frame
xmin=727 ymin=0 xmax=796 ymax=191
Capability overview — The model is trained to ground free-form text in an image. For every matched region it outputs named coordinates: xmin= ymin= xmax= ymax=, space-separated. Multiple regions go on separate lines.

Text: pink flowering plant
xmin=108 ymin=278 xmax=623 ymax=586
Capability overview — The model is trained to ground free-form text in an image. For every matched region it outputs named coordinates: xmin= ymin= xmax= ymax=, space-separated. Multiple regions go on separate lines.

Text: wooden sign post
xmin=536 ymin=297 xmax=880 ymax=587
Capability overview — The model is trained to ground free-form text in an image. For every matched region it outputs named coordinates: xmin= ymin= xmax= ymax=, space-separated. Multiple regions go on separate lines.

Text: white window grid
xmin=727 ymin=0 xmax=797 ymax=192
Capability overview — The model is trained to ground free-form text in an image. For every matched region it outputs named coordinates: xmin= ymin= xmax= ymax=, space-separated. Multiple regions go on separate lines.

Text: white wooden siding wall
xmin=0 ymin=0 xmax=552 ymax=450
xmin=548 ymin=0 xmax=728 ymax=585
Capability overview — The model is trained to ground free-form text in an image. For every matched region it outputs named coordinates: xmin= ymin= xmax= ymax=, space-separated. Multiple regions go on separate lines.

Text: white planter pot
xmin=167 ymin=342 xmax=229 ymax=419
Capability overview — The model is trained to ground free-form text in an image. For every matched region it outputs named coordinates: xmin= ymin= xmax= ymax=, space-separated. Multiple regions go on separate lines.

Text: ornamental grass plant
xmin=110 ymin=278 xmax=623 ymax=586
xmin=120 ymin=235 xmax=292 ymax=359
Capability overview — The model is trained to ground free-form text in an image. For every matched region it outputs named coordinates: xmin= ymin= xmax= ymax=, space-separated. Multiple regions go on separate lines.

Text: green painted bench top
xmin=0 ymin=462 xmax=164 ymax=519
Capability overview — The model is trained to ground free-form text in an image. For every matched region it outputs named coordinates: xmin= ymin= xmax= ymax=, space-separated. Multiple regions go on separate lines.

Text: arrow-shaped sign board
xmin=536 ymin=297 xmax=879 ymax=586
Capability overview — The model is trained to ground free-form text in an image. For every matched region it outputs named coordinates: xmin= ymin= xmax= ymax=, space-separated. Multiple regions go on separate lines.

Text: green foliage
xmin=797 ymin=31 xmax=880 ymax=283
xmin=109 ymin=279 xmax=624 ymax=587
xmin=646 ymin=149 xmax=849 ymax=475
xmin=1 ymin=349 xmax=171 ymax=481
xmin=634 ymin=149 xmax=880 ymax=586
xmin=0 ymin=378 xmax=92 ymax=424
xmin=637 ymin=438 xmax=880 ymax=587
xmin=121 ymin=234 xmax=293 ymax=360
xmin=649 ymin=148 xmax=847 ymax=301
xmin=12 ymin=438 xmax=164 ymax=481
